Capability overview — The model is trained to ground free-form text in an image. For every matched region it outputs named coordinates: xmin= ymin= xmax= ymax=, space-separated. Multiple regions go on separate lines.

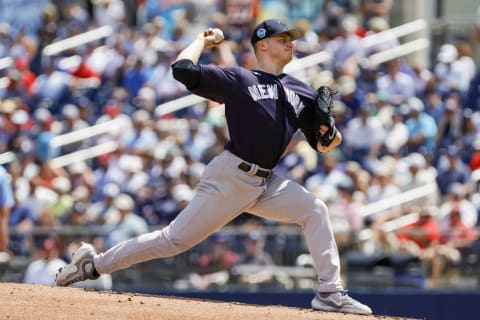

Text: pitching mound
xmin=0 ymin=283 xmax=415 ymax=320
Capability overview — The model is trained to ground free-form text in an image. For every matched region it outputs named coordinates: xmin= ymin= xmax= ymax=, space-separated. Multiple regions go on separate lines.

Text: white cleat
xmin=311 ymin=290 xmax=372 ymax=315
xmin=56 ymin=242 xmax=99 ymax=287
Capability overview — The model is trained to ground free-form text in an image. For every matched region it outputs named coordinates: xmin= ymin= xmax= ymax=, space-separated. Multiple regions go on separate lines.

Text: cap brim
xmin=278 ymin=29 xmax=302 ymax=41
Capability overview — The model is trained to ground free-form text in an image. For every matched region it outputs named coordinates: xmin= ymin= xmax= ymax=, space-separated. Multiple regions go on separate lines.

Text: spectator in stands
xmin=305 ymin=150 xmax=346 ymax=193
xmin=391 ymin=206 xmax=444 ymax=287
xmin=4 ymin=67 xmax=32 ymax=100
xmin=395 ymin=207 xmax=441 ymax=255
xmin=476 ymin=5 xmax=480 ymax=44
xmin=95 ymin=93 xmax=133 ymax=142
xmin=75 ymin=97 xmax=96 ymax=125
xmin=343 ymin=103 xmax=384 ymax=171
xmin=359 ymin=0 xmax=394 ymax=29
xmin=8 ymin=189 xmax=35 ymax=256
xmin=31 ymin=58 xmax=73 ymax=112
xmin=88 ymin=182 xmax=121 ymax=225
xmin=118 ymin=154 xmax=149 ymax=195
xmin=105 ymin=193 xmax=148 ymax=248
xmin=429 ymin=206 xmax=479 ymax=288
xmin=121 ymin=56 xmax=150 ymax=98
xmin=189 ymin=233 xmax=239 ymax=290
xmin=433 ymin=43 xmax=463 ymax=97
xmin=199 ymin=123 xmax=228 ymax=163
xmin=234 ymin=231 xmax=275 ymax=286
xmin=454 ymin=41 xmax=476 ymax=95
xmin=436 ymin=146 xmax=471 ymax=198
xmin=466 ymin=68 xmax=480 ymax=111
xmin=366 ymin=160 xmax=402 ymax=227
xmin=356 ymin=64 xmax=379 ymax=96
xmin=460 ymin=109 xmax=478 ymax=162
xmin=402 ymin=152 xmax=439 ymax=207
xmin=49 ymin=176 xmax=74 ymax=220
xmin=469 ymin=136 xmax=480 ymax=172
xmin=6 ymin=107 xmax=32 ymax=156
xmin=275 ymin=137 xmax=308 ymax=185
xmin=328 ymin=178 xmax=365 ymax=249
xmin=436 ymin=95 xmax=463 ymax=150
xmin=0 ymin=99 xmax=19 ymax=153
xmin=403 ymin=97 xmax=438 ymax=158
xmin=132 ymin=86 xmax=157 ymax=114
xmin=93 ymin=0 xmax=126 ymax=28
xmin=424 ymin=92 xmax=445 ymax=123
xmin=363 ymin=17 xmax=399 ymax=56
xmin=314 ymin=0 xmax=350 ymax=39
xmin=60 ymin=103 xmax=89 ymax=138
xmin=324 ymin=15 xmax=364 ymax=75
xmin=68 ymin=161 xmax=94 ymax=191
xmin=338 ymin=74 xmax=364 ymax=119
xmin=122 ymin=109 xmax=157 ymax=156
xmin=0 ymin=166 xmax=14 ymax=254
xmin=383 ymin=107 xmax=409 ymax=156
xmin=439 ymin=206 xmax=478 ymax=260
xmin=181 ymin=119 xmax=215 ymax=163
xmin=376 ymin=59 xmax=415 ymax=106
xmin=439 ymin=183 xmax=477 ymax=229
xmin=23 ymin=236 xmax=67 ymax=285
xmin=33 ymin=110 xmax=60 ymax=163
xmin=147 ymin=176 xmax=184 ymax=224
xmin=410 ymin=61 xmax=434 ymax=99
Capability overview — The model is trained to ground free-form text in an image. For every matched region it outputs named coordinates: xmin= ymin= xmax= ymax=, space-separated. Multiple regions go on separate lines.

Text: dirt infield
xmin=0 ymin=283 xmax=417 ymax=320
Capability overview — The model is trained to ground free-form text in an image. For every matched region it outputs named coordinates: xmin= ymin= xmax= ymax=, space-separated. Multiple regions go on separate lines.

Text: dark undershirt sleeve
xmin=172 ymin=61 xmax=239 ymax=104
xmin=171 ymin=59 xmax=201 ymax=90
xmin=297 ymin=105 xmax=319 ymax=150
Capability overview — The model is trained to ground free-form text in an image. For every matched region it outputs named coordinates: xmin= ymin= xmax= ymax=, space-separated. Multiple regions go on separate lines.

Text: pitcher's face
xmin=265 ymin=33 xmax=294 ymax=66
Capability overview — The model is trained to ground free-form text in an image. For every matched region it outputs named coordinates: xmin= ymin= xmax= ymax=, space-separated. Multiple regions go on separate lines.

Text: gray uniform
xmin=93 ymin=62 xmax=343 ymax=293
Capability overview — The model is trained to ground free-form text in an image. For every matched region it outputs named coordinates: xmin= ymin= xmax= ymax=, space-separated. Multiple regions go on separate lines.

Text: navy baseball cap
xmin=250 ymin=19 xmax=302 ymax=45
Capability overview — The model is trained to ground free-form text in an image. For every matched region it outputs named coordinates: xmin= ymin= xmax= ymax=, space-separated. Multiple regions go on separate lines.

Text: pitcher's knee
xmin=314 ymin=199 xmax=329 ymax=215
xmin=298 ymin=199 xmax=329 ymax=227
xmin=166 ymin=230 xmax=198 ymax=255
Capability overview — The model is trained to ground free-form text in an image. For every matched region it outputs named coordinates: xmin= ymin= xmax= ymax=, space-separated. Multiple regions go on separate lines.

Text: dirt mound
xmin=0 ymin=283 xmax=415 ymax=320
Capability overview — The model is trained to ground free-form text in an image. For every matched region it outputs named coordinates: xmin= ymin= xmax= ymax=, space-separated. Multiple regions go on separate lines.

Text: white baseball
xmin=212 ymin=28 xmax=224 ymax=44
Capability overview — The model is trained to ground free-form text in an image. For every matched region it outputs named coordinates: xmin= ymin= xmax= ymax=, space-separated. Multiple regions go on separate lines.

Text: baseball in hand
xmin=212 ymin=28 xmax=224 ymax=44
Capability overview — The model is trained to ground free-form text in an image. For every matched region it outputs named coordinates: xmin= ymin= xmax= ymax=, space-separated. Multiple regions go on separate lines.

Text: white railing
xmin=49 ymin=140 xmax=118 ymax=169
xmin=49 ymin=118 xmax=123 ymax=148
xmin=42 ymin=25 xmax=113 ymax=57
xmin=357 ymin=211 xmax=421 ymax=242
xmin=0 ymin=56 xmax=13 ymax=71
xmin=155 ymin=94 xmax=209 ymax=117
xmin=0 ymin=151 xmax=15 ymax=165
xmin=364 ymin=38 xmax=430 ymax=67
xmin=360 ymin=182 xmax=437 ymax=218
xmin=361 ymin=19 xmax=427 ymax=49
xmin=357 ymin=182 xmax=438 ymax=241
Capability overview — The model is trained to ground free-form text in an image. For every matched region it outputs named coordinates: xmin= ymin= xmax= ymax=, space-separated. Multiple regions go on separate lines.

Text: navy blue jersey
xmin=190 ymin=65 xmax=317 ymax=169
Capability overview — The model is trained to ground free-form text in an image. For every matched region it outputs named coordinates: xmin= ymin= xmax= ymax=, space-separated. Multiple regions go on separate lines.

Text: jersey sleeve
xmin=189 ymin=65 xmax=240 ymax=104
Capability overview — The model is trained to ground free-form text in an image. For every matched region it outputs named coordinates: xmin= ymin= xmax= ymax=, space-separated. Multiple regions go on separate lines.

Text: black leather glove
xmin=314 ymin=86 xmax=338 ymax=147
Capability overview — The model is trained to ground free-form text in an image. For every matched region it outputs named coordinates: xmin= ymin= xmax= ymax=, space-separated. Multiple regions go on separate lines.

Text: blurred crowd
xmin=1 ymin=0 xmax=480 ymax=288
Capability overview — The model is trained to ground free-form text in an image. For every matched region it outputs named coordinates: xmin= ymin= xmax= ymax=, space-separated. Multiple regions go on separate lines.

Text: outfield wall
xmin=122 ymin=288 xmax=480 ymax=320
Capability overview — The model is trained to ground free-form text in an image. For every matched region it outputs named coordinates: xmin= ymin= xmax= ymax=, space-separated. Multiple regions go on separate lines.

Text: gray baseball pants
xmin=94 ymin=150 xmax=343 ymax=292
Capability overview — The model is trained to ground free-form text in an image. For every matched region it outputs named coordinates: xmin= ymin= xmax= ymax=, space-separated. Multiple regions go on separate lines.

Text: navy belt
xmin=238 ymin=162 xmax=272 ymax=179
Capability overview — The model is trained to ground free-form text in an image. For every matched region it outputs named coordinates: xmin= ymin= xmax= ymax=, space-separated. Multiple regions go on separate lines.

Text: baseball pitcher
xmin=56 ymin=19 xmax=372 ymax=315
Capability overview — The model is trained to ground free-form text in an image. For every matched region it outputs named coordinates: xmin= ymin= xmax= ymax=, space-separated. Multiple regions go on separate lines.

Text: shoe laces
xmin=339 ymin=289 xmax=349 ymax=296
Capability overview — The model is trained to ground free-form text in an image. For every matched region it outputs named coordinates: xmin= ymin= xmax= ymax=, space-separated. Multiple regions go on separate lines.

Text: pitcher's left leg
xmin=248 ymin=173 xmax=342 ymax=293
